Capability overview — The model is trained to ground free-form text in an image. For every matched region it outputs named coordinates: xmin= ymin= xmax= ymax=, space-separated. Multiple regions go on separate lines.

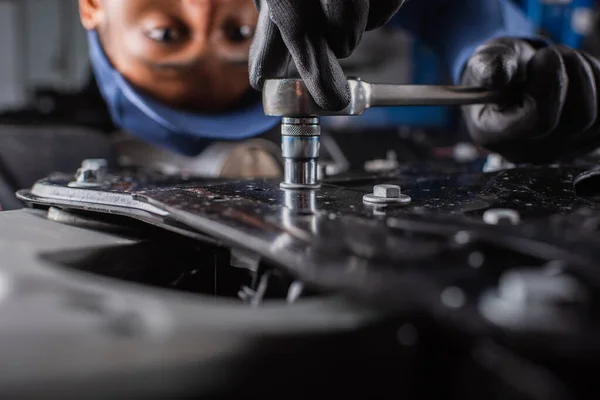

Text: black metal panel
xmin=17 ymin=163 xmax=600 ymax=330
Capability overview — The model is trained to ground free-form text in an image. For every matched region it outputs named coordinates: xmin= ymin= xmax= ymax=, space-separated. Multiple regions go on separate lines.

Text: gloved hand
xmin=462 ymin=37 xmax=600 ymax=163
xmin=249 ymin=0 xmax=405 ymax=111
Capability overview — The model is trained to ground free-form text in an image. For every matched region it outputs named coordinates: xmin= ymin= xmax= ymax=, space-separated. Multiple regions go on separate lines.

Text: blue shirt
xmin=392 ymin=0 xmax=535 ymax=83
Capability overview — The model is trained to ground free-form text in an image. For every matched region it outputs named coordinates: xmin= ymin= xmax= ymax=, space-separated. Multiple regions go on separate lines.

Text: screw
xmin=363 ymin=184 xmax=411 ymax=205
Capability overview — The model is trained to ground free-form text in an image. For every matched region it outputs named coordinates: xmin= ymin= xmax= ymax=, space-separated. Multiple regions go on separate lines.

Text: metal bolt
xmin=68 ymin=159 xmax=108 ymax=188
xmin=363 ymin=184 xmax=411 ymax=205
xmin=81 ymin=159 xmax=108 ymax=171
xmin=374 ymin=184 xmax=401 ymax=198
xmin=483 ymin=209 xmax=520 ymax=225
xmin=75 ymin=168 xmax=97 ymax=183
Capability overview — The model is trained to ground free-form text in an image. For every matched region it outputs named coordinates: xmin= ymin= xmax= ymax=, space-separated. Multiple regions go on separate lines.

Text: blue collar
xmin=87 ymin=30 xmax=279 ymax=155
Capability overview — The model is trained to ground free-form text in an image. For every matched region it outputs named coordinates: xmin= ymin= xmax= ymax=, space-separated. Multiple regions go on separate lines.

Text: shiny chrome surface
xmin=280 ymin=117 xmax=321 ymax=190
xmin=263 ymin=78 xmax=503 ymax=117
xmin=283 ymin=189 xmax=317 ymax=214
xmin=281 ymin=137 xmax=320 ymax=159
xmin=282 ymin=159 xmax=319 ymax=189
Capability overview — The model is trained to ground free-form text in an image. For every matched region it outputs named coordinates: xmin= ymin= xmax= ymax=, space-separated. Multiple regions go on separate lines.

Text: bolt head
xmin=75 ymin=168 xmax=96 ymax=183
xmin=82 ymin=159 xmax=108 ymax=170
xmin=373 ymin=184 xmax=401 ymax=198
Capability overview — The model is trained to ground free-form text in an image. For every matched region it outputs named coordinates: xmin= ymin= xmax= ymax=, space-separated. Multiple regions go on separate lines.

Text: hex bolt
xmin=363 ymin=184 xmax=411 ymax=205
xmin=81 ymin=158 xmax=108 ymax=170
xmin=374 ymin=184 xmax=401 ymax=198
xmin=69 ymin=158 xmax=109 ymax=188
xmin=75 ymin=168 xmax=97 ymax=183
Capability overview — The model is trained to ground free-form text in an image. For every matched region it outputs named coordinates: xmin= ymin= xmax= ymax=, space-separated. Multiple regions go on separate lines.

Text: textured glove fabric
xmin=249 ymin=0 xmax=405 ymax=111
xmin=462 ymin=37 xmax=600 ymax=163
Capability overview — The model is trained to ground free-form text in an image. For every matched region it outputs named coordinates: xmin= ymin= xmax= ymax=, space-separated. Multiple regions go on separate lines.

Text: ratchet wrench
xmin=262 ymin=78 xmax=502 ymax=117
xmin=263 ymin=77 xmax=502 ymax=191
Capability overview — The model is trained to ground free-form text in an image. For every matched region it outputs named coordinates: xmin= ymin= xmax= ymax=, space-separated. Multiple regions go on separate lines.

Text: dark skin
xmin=79 ymin=0 xmax=258 ymax=113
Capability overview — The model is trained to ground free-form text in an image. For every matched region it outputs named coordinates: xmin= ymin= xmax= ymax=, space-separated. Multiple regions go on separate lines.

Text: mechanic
xmin=79 ymin=0 xmax=600 ymax=166
xmin=78 ymin=0 xmax=284 ymax=177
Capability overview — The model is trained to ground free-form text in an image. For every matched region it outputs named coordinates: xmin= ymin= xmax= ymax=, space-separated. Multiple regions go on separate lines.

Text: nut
xmin=374 ymin=184 xmax=401 ymax=198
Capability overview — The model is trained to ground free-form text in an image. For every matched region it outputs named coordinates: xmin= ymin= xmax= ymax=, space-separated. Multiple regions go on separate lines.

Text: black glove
xmin=462 ymin=37 xmax=600 ymax=163
xmin=249 ymin=0 xmax=405 ymax=111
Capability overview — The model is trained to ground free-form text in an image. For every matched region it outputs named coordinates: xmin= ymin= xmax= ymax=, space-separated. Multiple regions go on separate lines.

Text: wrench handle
xmin=370 ymin=84 xmax=504 ymax=107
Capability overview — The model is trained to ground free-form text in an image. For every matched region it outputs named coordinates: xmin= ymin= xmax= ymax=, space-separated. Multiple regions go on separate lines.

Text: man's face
xmin=80 ymin=0 xmax=258 ymax=113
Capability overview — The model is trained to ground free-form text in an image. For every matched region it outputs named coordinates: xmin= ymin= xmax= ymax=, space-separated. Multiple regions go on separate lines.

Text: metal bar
xmin=369 ymin=84 xmax=503 ymax=107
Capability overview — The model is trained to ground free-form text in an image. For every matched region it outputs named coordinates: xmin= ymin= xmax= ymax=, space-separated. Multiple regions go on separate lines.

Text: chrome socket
xmin=280 ymin=117 xmax=321 ymax=190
